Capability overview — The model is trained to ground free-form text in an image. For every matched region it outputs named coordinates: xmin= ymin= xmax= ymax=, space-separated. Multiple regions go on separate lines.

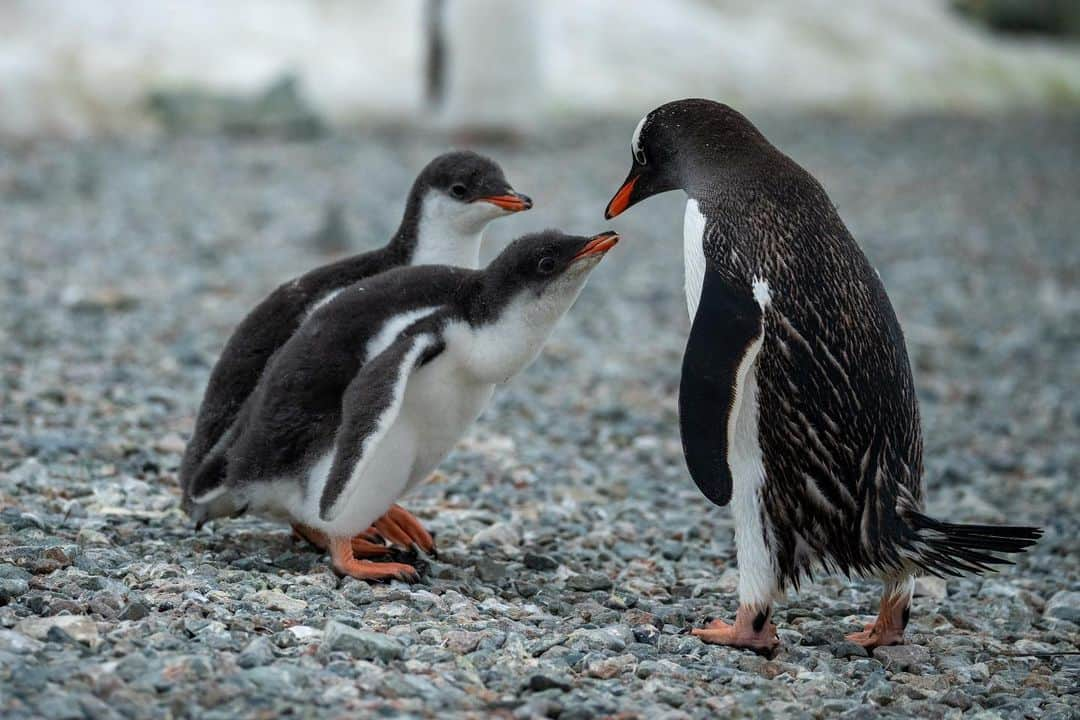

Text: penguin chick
xmin=188 ymin=230 xmax=619 ymax=582
xmin=181 ymin=151 xmax=531 ymax=554
xmin=606 ymin=99 xmax=1041 ymax=653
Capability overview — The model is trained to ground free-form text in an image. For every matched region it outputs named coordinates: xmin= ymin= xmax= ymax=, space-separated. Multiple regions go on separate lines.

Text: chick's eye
xmin=537 ymin=257 xmax=556 ymax=274
xmin=450 ymin=183 xmax=467 ymax=199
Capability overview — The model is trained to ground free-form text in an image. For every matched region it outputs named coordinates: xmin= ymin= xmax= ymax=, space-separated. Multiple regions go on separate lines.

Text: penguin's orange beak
xmin=604 ymin=175 xmax=638 ymax=219
xmin=477 ymin=191 xmax=532 ymax=212
xmin=573 ymin=231 xmax=620 ymax=261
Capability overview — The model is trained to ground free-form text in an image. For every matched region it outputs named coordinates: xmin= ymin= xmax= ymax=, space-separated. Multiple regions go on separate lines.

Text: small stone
xmin=321 ymin=620 xmax=403 ymax=661
xmin=341 ymin=581 xmax=375 ymax=606
xmin=873 ymin=644 xmax=931 ymax=671
xmin=35 ymin=695 xmax=84 ymax=720
xmin=251 ymin=590 xmax=308 ymax=614
xmin=7 ymin=543 xmax=80 ymax=574
xmin=526 ymin=674 xmax=571 ymax=692
xmin=237 ymin=636 xmax=276 ymax=668
xmin=566 ymin=572 xmax=613 ymax=592
xmin=475 ymin=559 xmax=508 ymax=584
xmin=567 ymin=627 xmax=629 ymax=652
xmin=603 ymin=591 xmax=637 ymax=611
xmin=829 ymin=640 xmax=869 ymax=658
xmin=471 ymin=522 xmax=520 ymax=547
xmin=632 ymin=625 xmax=659 ymax=645
xmin=1012 ymin=638 xmax=1057 ymax=654
xmin=914 ymin=577 xmax=947 ymax=600
xmin=0 ymin=564 xmax=32 ymax=581
xmin=443 ymin=630 xmax=483 ymax=654
xmin=76 ymin=527 xmax=112 ymax=547
xmin=614 ymin=542 xmax=647 ymax=561
xmin=17 ymin=615 xmax=100 ymax=648
xmin=1044 ymin=590 xmax=1080 ymax=623
xmin=0 ymin=629 xmax=44 ymax=654
xmin=659 ymin=542 xmax=685 ymax=561
xmin=656 ymin=684 xmax=687 ymax=708
xmin=274 ymin=625 xmax=321 ymax=648
xmin=585 ymin=653 xmax=637 ymax=679
xmin=523 ymin=553 xmax=559 ymax=571
xmin=516 ymin=581 xmax=539 ymax=597
xmin=287 ymin=625 xmax=322 ymax=642
xmin=940 ymin=688 xmax=973 ymax=710
xmin=864 ymin=677 xmax=896 ymax=706
xmin=0 ymin=577 xmax=30 ymax=603
xmin=969 ymin=663 xmax=990 ymax=682
xmin=119 ymin=600 xmax=151 ymax=621
xmin=63 ymin=287 xmax=139 ymax=313
xmin=46 ymin=624 xmax=81 ymax=645
xmin=153 ymin=433 xmax=187 ymax=454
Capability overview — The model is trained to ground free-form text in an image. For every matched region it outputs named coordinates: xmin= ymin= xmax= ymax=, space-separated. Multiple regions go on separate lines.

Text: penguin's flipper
xmin=679 ymin=269 xmax=764 ymax=507
xmin=318 ymin=332 xmax=445 ymax=523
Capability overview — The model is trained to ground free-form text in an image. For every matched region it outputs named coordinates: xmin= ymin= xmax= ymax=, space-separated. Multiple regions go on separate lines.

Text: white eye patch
xmin=631 ymin=114 xmax=648 ymax=165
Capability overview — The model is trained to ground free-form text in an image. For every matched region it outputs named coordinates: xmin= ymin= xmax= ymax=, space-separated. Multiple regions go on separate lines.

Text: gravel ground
xmin=1 ymin=114 xmax=1078 ymax=719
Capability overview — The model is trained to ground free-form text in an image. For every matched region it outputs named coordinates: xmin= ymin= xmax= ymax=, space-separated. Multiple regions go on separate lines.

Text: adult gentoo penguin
xmin=187 ymin=229 xmax=619 ymax=581
xmin=180 ymin=151 xmax=530 ymax=554
xmin=605 ymin=99 xmax=1041 ymax=652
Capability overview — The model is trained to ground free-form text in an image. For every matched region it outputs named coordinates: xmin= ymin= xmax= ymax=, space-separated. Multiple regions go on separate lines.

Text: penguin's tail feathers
xmin=902 ymin=511 xmax=1042 ymax=578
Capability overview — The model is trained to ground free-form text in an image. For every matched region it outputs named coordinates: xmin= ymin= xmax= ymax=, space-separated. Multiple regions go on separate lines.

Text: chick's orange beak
xmin=572 ymin=231 xmax=620 ymax=261
xmin=604 ymin=175 xmax=638 ymax=219
xmin=477 ymin=191 xmax=533 ymax=212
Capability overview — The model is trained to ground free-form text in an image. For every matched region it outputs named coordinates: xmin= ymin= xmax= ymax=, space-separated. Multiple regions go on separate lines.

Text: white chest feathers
xmin=412 ymin=191 xmax=501 ymax=270
xmin=443 ymin=301 xmax=552 ymax=385
xmin=683 ymin=199 xmax=707 ymax=319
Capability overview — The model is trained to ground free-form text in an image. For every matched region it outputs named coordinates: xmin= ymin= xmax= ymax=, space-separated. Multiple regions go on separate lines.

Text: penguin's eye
xmin=633 ymin=146 xmax=647 ymax=166
xmin=449 ymin=183 xmax=468 ymax=199
xmin=537 ymin=257 xmax=556 ymax=275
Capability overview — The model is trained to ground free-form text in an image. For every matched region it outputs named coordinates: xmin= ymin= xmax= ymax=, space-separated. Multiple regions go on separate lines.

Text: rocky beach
xmin=1 ymin=114 xmax=1077 ymax=718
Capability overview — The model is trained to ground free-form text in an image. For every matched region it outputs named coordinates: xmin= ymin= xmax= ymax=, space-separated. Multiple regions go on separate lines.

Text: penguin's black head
xmin=493 ymin=229 xmax=618 ymax=285
xmin=604 ymin=99 xmax=768 ymax=218
xmin=416 ymin=150 xmax=532 ymax=214
xmin=475 ymin=229 xmax=618 ymax=323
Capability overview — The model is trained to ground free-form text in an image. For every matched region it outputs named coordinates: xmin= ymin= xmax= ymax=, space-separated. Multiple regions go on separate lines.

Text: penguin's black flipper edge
xmin=679 ymin=269 xmax=763 ymax=507
xmin=319 ymin=331 xmax=445 ymax=523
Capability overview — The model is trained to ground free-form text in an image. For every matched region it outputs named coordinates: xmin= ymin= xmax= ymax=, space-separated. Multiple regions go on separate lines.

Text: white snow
xmin=2 ymin=0 xmax=1079 ymax=138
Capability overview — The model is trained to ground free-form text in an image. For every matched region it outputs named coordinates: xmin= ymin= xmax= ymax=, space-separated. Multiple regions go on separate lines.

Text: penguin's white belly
xmin=294 ymin=357 xmax=492 ymax=536
xmin=398 ymin=359 xmax=493 ymax=494
xmin=683 ymin=199 xmax=707 ymax=319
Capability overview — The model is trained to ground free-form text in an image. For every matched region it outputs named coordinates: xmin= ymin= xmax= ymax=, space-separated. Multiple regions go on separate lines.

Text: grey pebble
xmin=320 ymin=620 xmax=403 ymax=661
xmin=565 ymin=573 xmax=614 ymax=592
xmin=523 ymin=552 xmax=559 ymax=571
xmin=1044 ymin=590 xmax=1080 ymax=623
xmin=236 ymin=636 xmax=276 ymax=668
xmin=872 ymin=644 xmax=932 ymax=672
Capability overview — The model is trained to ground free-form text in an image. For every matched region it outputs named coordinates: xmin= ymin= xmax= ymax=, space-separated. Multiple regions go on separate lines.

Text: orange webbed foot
xmin=366 ymin=504 xmax=436 ymax=556
xmin=845 ymin=619 xmax=905 ymax=649
xmin=692 ymin=607 xmax=780 ymax=656
xmin=294 ymin=523 xmax=394 ymax=558
xmin=329 ymin=536 xmax=418 ymax=583
xmin=846 ymin=587 xmax=909 ymax=649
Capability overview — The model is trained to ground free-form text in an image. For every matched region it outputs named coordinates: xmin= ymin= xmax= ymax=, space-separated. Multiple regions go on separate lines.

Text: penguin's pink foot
xmin=846 ymin=592 xmax=908 ymax=649
xmin=350 ymin=536 xmax=394 ymax=558
xmin=365 ymin=504 xmax=436 ymax=556
xmin=293 ymin=522 xmax=396 ymax=560
xmin=292 ymin=523 xmax=393 ymax=559
xmin=329 ymin=536 xmax=419 ymax=583
xmin=692 ymin=606 xmax=780 ymax=655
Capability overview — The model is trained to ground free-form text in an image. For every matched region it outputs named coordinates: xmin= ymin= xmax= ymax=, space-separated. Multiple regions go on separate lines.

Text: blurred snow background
xmin=1 ymin=0 xmax=1079 ymax=138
